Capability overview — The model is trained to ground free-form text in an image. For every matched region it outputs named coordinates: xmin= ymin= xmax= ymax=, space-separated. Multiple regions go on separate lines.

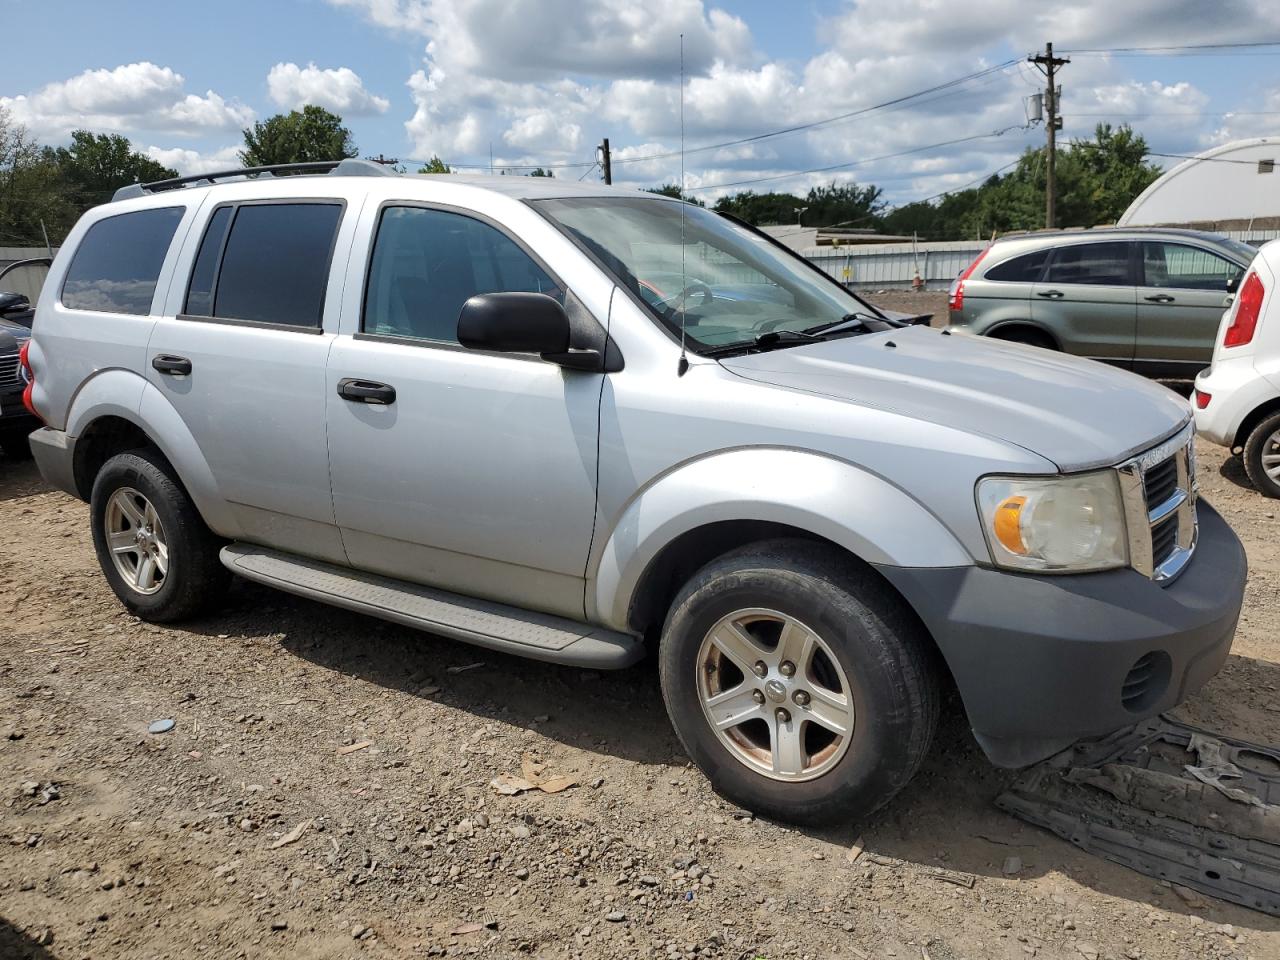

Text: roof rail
xmin=111 ymin=158 xmax=397 ymax=202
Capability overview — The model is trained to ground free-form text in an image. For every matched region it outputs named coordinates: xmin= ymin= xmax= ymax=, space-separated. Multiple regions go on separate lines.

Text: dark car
xmin=0 ymin=293 xmax=37 ymax=459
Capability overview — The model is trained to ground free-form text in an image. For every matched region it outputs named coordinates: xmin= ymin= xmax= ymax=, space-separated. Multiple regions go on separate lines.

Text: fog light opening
xmin=1121 ymin=651 xmax=1172 ymax=713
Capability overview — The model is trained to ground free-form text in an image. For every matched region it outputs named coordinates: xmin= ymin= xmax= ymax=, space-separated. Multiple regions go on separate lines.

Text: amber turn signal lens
xmin=993 ymin=495 xmax=1028 ymax=554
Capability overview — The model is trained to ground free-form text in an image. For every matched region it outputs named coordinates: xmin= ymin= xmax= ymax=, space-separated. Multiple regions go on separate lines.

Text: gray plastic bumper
xmin=875 ymin=499 xmax=1246 ymax=768
xmin=29 ymin=427 xmax=80 ymax=499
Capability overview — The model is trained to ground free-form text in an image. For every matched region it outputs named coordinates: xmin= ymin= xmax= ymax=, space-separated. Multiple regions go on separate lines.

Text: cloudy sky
xmin=4 ymin=0 xmax=1280 ymax=206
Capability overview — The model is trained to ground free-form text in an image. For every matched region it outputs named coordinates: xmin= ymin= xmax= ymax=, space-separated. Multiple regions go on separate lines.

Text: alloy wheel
xmin=104 ymin=487 xmax=169 ymax=595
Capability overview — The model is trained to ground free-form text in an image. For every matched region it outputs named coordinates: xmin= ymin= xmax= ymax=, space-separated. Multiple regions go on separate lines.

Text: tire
xmin=991 ymin=326 xmax=1056 ymax=350
xmin=658 ymin=539 xmax=940 ymax=826
xmin=1243 ymin=411 xmax=1280 ymax=498
xmin=89 ymin=448 xmax=230 ymax=621
xmin=0 ymin=425 xmax=34 ymax=460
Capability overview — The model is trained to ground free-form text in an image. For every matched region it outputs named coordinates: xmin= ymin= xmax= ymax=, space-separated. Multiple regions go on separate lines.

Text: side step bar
xmin=219 ymin=543 xmax=644 ymax=670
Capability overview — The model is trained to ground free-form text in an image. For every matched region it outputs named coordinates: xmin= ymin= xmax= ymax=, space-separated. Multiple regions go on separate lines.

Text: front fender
xmin=589 ymin=447 xmax=973 ymax=630
xmin=65 ymin=372 xmax=239 ymax=537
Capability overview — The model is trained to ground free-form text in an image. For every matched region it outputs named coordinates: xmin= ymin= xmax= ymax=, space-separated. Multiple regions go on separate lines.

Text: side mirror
xmin=457 ymin=292 xmax=603 ymax=371
xmin=0 ymin=291 xmax=30 ymax=315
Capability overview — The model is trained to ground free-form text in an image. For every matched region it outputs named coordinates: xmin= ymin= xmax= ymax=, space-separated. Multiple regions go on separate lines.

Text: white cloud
xmin=0 ymin=62 xmax=252 ymax=139
xmin=143 ymin=144 xmax=243 ymax=176
xmin=267 ymin=63 xmax=390 ymax=115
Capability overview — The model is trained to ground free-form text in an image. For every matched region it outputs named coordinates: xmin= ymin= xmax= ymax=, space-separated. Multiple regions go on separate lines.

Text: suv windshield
xmin=533 ymin=197 xmax=883 ymax=353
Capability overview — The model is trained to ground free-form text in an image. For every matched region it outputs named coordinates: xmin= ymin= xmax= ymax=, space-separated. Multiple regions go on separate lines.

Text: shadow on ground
xmin=0 ymin=919 xmax=55 ymax=960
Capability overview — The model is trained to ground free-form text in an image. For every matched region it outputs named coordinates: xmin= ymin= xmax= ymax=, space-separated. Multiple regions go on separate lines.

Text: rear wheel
xmin=1243 ymin=411 xmax=1280 ymax=498
xmin=658 ymin=539 xmax=940 ymax=826
xmin=990 ymin=326 xmax=1056 ymax=350
xmin=90 ymin=448 xmax=229 ymax=621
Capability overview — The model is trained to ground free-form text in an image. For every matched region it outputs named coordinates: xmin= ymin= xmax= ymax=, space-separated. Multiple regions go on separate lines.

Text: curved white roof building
xmin=1119 ymin=137 xmax=1280 ymax=227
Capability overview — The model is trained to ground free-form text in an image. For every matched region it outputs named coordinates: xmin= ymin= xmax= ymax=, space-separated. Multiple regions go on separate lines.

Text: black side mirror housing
xmin=457 ymin=292 xmax=604 ymax=371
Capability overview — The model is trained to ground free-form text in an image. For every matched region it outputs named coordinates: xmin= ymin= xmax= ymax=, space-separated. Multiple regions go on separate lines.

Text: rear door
xmin=1031 ymin=241 xmax=1137 ymax=367
xmin=146 ymin=198 xmax=354 ymax=562
xmin=1135 ymin=241 xmax=1242 ymax=374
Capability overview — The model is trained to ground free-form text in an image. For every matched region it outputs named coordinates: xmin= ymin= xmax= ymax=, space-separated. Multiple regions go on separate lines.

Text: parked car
xmin=24 ymin=161 xmax=1246 ymax=825
xmin=1194 ymin=240 xmax=1280 ymax=496
xmin=0 ymin=295 xmax=37 ymax=458
xmin=946 ymin=228 xmax=1256 ymax=377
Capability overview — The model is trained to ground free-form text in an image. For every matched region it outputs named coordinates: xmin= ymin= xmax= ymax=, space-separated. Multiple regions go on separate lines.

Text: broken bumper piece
xmin=998 ymin=716 xmax=1280 ymax=916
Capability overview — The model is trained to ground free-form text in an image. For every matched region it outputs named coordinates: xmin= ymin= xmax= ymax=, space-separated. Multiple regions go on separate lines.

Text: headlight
xmin=976 ymin=471 xmax=1127 ymax=573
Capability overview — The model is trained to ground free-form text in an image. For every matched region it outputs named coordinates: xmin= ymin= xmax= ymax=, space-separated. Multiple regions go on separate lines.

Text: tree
xmin=644 ymin=184 xmax=706 ymax=207
xmin=240 ymin=106 xmax=357 ymax=167
xmin=417 ymin=155 xmax=451 ymax=174
xmin=801 ymin=182 xmax=885 ymax=228
xmin=46 ymin=131 xmax=176 ymax=206
xmin=712 ymin=191 xmax=805 ymax=225
xmin=527 ymin=167 xmax=554 ymax=178
xmin=0 ymin=107 xmax=72 ymax=245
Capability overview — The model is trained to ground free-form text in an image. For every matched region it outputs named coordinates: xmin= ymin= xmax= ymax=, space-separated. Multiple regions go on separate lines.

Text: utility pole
xmin=366 ymin=154 xmax=399 ymax=166
xmin=1028 ymin=42 xmax=1068 ymax=228
xmin=598 ymin=138 xmax=612 ymax=185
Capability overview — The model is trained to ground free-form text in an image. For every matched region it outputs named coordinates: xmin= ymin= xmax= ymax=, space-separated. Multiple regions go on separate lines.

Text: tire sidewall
xmin=660 ymin=557 xmax=931 ymax=825
xmin=1245 ymin=413 xmax=1280 ymax=498
xmin=90 ymin=452 xmax=189 ymax=617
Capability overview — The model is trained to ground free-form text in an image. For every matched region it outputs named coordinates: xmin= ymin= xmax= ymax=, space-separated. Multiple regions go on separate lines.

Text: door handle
xmin=152 ymin=354 xmax=192 ymax=376
xmin=1036 ymin=289 xmax=1064 ymax=299
xmin=337 ymin=378 xmax=396 ymax=405
xmin=1144 ymin=294 xmax=1176 ymax=303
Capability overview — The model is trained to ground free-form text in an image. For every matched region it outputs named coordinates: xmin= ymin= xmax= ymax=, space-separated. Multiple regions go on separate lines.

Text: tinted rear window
xmin=1044 ymin=242 xmax=1132 ymax=286
xmin=984 ymin=249 xmax=1048 ymax=283
xmin=61 ymin=207 xmax=183 ymax=315
xmin=197 ymin=203 xmax=342 ymax=327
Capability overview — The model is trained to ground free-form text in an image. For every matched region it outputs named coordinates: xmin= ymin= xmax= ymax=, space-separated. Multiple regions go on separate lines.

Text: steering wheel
xmin=669 ymin=282 xmax=714 ymax=311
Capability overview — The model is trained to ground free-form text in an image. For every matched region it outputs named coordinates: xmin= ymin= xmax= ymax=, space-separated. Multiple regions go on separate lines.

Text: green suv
xmin=946 ymin=228 xmax=1257 ymax=377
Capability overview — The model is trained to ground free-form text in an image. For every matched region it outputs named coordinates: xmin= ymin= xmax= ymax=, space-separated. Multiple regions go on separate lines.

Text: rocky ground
xmin=2 ymin=357 xmax=1280 ymax=959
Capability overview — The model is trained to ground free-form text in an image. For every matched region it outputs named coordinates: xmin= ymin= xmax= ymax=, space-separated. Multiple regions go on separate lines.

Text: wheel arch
xmin=1233 ymin=396 xmax=1280 ymax=453
xmin=984 ymin=320 xmax=1061 ymax=349
xmin=589 ymin=447 xmax=972 ymax=635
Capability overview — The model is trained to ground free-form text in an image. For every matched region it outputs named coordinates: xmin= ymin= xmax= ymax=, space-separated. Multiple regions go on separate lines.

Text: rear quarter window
xmin=61 ymin=207 xmax=184 ymax=315
xmin=983 ymin=249 xmax=1048 ymax=283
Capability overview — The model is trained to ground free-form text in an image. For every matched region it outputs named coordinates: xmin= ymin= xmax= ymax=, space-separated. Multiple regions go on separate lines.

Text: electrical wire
xmin=1061 ymin=39 xmax=1280 ymax=54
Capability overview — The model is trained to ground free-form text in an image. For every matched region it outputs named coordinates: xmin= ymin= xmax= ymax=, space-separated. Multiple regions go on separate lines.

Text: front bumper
xmin=875 ymin=499 xmax=1246 ymax=768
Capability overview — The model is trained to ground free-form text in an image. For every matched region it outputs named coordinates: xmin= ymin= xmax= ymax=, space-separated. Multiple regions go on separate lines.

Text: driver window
xmin=364 ymin=206 xmax=564 ymax=343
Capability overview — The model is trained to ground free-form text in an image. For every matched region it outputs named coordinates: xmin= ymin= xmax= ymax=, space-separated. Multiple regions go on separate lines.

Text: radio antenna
xmin=677 ymin=33 xmax=689 ymax=377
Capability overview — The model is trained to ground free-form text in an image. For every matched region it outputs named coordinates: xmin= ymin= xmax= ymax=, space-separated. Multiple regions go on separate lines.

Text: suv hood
xmin=719 ymin=326 xmax=1190 ymax=472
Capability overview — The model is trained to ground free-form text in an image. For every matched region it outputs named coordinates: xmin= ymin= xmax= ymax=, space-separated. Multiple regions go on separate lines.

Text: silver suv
xmin=947 ymin=227 xmax=1255 ymax=377
xmin=24 ymin=161 xmax=1247 ymax=824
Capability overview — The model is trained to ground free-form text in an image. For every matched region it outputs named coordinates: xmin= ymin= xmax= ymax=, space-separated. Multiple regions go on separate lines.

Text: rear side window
xmin=184 ymin=202 xmax=342 ymax=328
xmin=61 ymin=207 xmax=183 ymax=315
xmin=363 ymin=206 xmax=564 ymax=343
xmin=1044 ymin=242 xmax=1132 ymax=286
xmin=984 ymin=249 xmax=1048 ymax=283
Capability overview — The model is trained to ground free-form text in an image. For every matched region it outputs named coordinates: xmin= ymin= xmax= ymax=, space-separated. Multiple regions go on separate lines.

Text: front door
xmin=325 ymin=203 xmax=602 ymax=620
xmin=147 ymin=199 xmax=350 ymax=562
xmin=1135 ymin=241 xmax=1241 ymax=374
xmin=1032 ymin=240 xmax=1137 ymax=367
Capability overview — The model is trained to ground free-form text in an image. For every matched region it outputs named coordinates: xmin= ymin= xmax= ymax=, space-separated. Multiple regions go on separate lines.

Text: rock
xmin=21 ymin=781 xmax=39 ymax=797
xmin=271 ymin=920 xmax=288 ymax=931
xmin=605 ymin=911 xmax=626 ymax=923
xmin=1173 ymin=884 xmax=1206 ymax=908
xmin=511 ymin=825 xmax=531 ymax=839
xmin=148 ymin=719 xmax=175 ymax=735
xmin=1076 ymin=943 xmax=1100 ymax=960
xmin=515 ymin=868 xmax=529 ymax=880
xmin=590 ymin=777 xmax=605 ymax=789
xmin=1002 ymin=856 xmax=1023 ymax=876
xmin=34 ymin=929 xmax=53 ymax=946
xmin=351 ymin=924 xmax=369 ymax=939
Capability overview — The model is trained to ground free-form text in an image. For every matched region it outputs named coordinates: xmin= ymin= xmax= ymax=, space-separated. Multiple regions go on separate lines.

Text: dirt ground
xmin=3 ymin=375 xmax=1280 ymax=959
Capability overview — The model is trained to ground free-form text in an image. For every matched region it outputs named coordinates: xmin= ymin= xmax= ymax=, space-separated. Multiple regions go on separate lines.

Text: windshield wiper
xmin=703 ymin=328 xmax=824 ymax=357
xmin=803 ymin=311 xmax=880 ymax=337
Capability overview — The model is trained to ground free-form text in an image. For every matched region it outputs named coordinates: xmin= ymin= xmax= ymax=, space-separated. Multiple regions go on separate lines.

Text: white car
xmin=1195 ymin=239 xmax=1280 ymax=496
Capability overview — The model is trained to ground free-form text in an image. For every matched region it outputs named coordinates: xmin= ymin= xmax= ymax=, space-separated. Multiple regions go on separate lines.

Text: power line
xmin=1062 ymin=39 xmax=1280 ymax=54
xmin=683 ymin=125 xmax=1029 ymax=193
xmin=1147 ymin=151 xmax=1271 ymax=165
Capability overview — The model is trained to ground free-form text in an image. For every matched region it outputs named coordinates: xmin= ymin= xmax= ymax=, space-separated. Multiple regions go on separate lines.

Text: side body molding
xmin=589 ymin=447 xmax=973 ymax=631
xmin=64 ymin=371 xmax=239 ymax=537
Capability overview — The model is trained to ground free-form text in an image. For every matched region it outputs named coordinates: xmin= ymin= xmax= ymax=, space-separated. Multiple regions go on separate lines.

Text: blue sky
xmin=4 ymin=0 xmax=1279 ymax=205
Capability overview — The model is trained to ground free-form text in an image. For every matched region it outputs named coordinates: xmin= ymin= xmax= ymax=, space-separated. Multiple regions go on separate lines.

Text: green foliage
xmin=645 ymin=184 xmax=706 ymax=207
xmin=801 ymin=182 xmax=885 ymax=228
xmin=417 ymin=155 xmax=451 ymax=174
xmin=240 ymin=106 xmax=357 ymax=167
xmin=879 ymin=124 xmax=1163 ymax=240
xmin=712 ymin=190 xmax=805 ymax=225
xmin=527 ymin=167 xmax=554 ymax=178
xmin=0 ymin=108 xmax=69 ymax=245
xmin=46 ymin=130 xmax=177 ymax=204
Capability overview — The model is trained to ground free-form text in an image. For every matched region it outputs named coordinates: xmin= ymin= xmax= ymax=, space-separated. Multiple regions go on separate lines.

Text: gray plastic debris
xmin=148 ymin=718 xmax=176 ymax=734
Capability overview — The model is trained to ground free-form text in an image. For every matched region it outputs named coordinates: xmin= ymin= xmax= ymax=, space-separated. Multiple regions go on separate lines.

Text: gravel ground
xmin=2 ymin=399 xmax=1280 ymax=960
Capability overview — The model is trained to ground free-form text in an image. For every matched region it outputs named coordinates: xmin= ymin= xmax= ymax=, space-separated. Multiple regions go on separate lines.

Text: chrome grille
xmin=1118 ymin=424 xmax=1198 ymax=583
xmin=0 ymin=354 xmax=19 ymax=387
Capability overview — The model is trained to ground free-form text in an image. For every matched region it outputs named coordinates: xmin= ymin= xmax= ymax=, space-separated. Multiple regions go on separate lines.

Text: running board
xmin=219 ymin=543 xmax=643 ymax=669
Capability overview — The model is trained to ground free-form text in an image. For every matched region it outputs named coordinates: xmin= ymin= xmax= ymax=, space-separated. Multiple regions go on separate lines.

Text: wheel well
xmin=986 ymin=322 xmax=1059 ymax=350
xmin=1234 ymin=397 xmax=1280 ymax=453
xmin=72 ymin=416 xmax=156 ymax=499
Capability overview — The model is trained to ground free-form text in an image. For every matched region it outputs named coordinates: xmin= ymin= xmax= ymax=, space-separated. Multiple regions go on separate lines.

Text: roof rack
xmin=111 ymin=158 xmax=397 ymax=202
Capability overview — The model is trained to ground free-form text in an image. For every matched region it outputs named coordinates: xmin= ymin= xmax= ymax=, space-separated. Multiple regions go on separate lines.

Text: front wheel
xmin=1243 ymin=411 xmax=1280 ymax=498
xmin=658 ymin=539 xmax=940 ymax=826
xmin=90 ymin=448 xmax=230 ymax=621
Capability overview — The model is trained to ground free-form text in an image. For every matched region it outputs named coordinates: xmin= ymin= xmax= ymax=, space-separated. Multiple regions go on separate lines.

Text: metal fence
xmin=802 ymin=230 xmax=1280 ymax=290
